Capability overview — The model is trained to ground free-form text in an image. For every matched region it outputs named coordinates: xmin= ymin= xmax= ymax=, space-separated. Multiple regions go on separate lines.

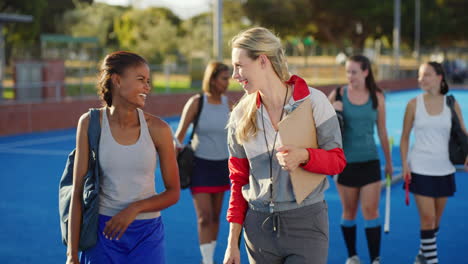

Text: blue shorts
xmin=80 ymin=214 xmax=165 ymax=264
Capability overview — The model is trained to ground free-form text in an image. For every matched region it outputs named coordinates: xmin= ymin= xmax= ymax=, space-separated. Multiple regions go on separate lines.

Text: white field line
xmin=0 ymin=147 xmax=70 ymax=156
xmin=0 ymin=135 xmax=75 ymax=148
xmin=0 ymin=134 xmax=75 ymax=156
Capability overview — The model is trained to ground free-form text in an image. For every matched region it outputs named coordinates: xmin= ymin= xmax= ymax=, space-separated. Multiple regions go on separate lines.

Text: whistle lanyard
xmin=260 ymin=87 xmax=288 ymax=214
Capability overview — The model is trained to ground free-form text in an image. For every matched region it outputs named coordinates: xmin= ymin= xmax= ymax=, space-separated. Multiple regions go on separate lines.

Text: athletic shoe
xmin=371 ymin=257 xmax=381 ymax=264
xmin=345 ymin=255 xmax=361 ymax=264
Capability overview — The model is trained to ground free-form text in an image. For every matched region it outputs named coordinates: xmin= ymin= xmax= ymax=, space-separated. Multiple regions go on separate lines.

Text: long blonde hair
xmin=229 ymin=27 xmax=290 ymax=143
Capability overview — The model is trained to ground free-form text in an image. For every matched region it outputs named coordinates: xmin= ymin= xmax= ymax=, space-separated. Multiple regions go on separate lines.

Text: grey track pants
xmin=243 ymin=201 xmax=329 ymax=264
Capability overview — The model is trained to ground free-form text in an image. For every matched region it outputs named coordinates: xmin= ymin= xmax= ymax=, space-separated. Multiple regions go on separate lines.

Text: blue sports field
xmin=0 ymin=89 xmax=467 ymax=263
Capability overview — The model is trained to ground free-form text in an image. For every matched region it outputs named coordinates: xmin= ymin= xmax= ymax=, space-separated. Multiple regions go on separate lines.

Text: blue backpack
xmin=58 ymin=109 xmax=101 ymax=251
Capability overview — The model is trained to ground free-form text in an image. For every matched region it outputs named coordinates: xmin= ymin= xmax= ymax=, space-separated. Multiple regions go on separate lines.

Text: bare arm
xmin=376 ymin=92 xmax=393 ymax=176
xmin=66 ymin=113 xmax=91 ymax=262
xmin=223 ymin=223 xmax=242 ymax=264
xmin=135 ymin=116 xmax=180 ymax=213
xmin=454 ymin=101 xmax=468 ymax=134
xmin=174 ymin=94 xmax=201 ymax=145
xmin=400 ymin=98 xmax=416 ymax=180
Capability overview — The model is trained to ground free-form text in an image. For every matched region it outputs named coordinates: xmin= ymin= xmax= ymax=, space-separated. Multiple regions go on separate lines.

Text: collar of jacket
xmin=255 ymin=75 xmax=310 ymax=109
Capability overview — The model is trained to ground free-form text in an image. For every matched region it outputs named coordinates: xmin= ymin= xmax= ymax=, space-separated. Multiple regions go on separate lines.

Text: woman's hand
xmin=276 ymin=145 xmax=309 ymax=171
xmin=402 ymin=162 xmax=411 ymax=182
xmin=65 ymin=254 xmax=79 ymax=264
xmin=174 ymin=145 xmax=183 ymax=156
xmin=385 ymin=162 xmax=393 ymax=178
xmin=173 ymin=137 xmax=184 ymax=155
xmin=103 ymin=206 xmax=139 ymax=240
xmin=223 ymin=245 xmax=241 ymax=264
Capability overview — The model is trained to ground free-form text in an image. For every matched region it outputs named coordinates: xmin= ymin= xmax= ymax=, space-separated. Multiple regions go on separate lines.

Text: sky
xmin=95 ymin=0 xmax=212 ymax=19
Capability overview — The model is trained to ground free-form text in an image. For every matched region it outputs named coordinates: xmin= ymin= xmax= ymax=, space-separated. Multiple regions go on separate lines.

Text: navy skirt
xmin=406 ymin=172 xmax=456 ymax=197
xmin=190 ymin=156 xmax=230 ymax=194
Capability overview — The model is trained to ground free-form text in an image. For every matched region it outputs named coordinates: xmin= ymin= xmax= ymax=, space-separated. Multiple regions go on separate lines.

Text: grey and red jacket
xmin=226 ymin=75 xmax=346 ymax=225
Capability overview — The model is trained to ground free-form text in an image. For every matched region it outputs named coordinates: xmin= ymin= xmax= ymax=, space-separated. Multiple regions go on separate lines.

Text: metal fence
xmin=1 ymin=52 xmax=467 ymax=103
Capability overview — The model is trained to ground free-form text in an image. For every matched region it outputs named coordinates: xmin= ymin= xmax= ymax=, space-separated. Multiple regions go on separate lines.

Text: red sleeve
xmin=300 ymin=147 xmax=346 ymax=175
xmin=226 ymin=156 xmax=250 ymax=225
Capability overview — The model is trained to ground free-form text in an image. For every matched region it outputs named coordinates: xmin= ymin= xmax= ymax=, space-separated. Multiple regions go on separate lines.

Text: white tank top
xmin=409 ymin=94 xmax=455 ymax=176
xmin=98 ymin=108 xmax=160 ymax=219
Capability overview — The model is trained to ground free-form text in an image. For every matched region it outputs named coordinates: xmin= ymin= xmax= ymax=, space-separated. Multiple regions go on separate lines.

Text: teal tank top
xmin=342 ymin=86 xmax=379 ymax=162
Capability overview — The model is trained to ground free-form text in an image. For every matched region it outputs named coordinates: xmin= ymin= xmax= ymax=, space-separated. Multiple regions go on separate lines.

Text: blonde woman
xmin=175 ymin=62 xmax=232 ymax=264
xmin=223 ymin=27 xmax=346 ymax=264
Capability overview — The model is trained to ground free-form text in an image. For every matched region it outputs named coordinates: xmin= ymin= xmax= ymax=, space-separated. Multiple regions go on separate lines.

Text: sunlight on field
xmin=0 ymin=55 xmax=430 ymax=99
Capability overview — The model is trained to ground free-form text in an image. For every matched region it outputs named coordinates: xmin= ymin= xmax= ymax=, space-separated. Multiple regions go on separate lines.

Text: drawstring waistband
xmin=261 ymin=212 xmax=282 ymax=238
xmin=249 ymin=200 xmax=328 ymax=238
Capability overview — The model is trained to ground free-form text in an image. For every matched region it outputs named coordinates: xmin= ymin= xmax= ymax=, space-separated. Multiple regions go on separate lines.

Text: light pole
xmin=414 ymin=0 xmax=421 ymax=64
xmin=393 ymin=0 xmax=401 ymax=79
xmin=213 ymin=0 xmax=223 ymax=61
xmin=0 ymin=23 xmax=4 ymax=101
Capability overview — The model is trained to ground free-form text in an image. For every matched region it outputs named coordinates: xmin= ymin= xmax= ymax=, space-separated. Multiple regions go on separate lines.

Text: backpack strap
xmin=446 ymin=95 xmax=455 ymax=109
xmin=189 ymin=93 xmax=204 ymax=142
xmin=335 ymin=86 xmax=343 ymax=102
xmin=88 ymin=108 xmax=101 ymax=151
xmin=446 ymin=95 xmax=457 ymax=122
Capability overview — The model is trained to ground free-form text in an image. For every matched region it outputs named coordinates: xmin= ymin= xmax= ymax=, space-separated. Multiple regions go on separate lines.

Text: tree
xmin=242 ymin=0 xmax=311 ymax=38
xmin=401 ymin=0 xmax=468 ymax=47
xmin=1 ymin=0 xmax=47 ymax=60
xmin=43 ymin=0 xmax=93 ymax=34
xmin=222 ymin=0 xmax=252 ymax=58
xmin=177 ymin=0 xmax=251 ymax=62
xmin=62 ymin=2 xmax=126 ymax=48
xmin=113 ymin=7 xmax=181 ymax=64
xmin=1 ymin=0 xmax=93 ymax=61
xmin=242 ymin=0 xmax=393 ymax=51
xmin=179 ymin=12 xmax=213 ymax=60
xmin=241 ymin=0 xmax=467 ymax=52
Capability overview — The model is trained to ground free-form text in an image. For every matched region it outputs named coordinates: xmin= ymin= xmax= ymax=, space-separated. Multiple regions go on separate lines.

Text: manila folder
xmin=278 ymin=98 xmax=326 ymax=204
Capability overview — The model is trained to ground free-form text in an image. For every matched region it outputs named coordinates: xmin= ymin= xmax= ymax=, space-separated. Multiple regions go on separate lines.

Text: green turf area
xmin=3 ymin=88 xmax=14 ymax=99
xmin=1 ymin=80 xmax=242 ymax=99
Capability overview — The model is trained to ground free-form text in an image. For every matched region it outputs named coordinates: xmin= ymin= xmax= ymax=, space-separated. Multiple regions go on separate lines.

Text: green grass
xmin=152 ymin=79 xmax=197 ymax=94
xmin=66 ymin=83 xmax=97 ymax=96
xmin=3 ymin=88 xmax=14 ymax=99
xmin=228 ymin=82 xmax=243 ymax=91
xmin=57 ymin=80 xmax=199 ymax=97
xmin=1 ymin=80 xmax=243 ymax=100
xmin=152 ymin=80 xmax=242 ymax=93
